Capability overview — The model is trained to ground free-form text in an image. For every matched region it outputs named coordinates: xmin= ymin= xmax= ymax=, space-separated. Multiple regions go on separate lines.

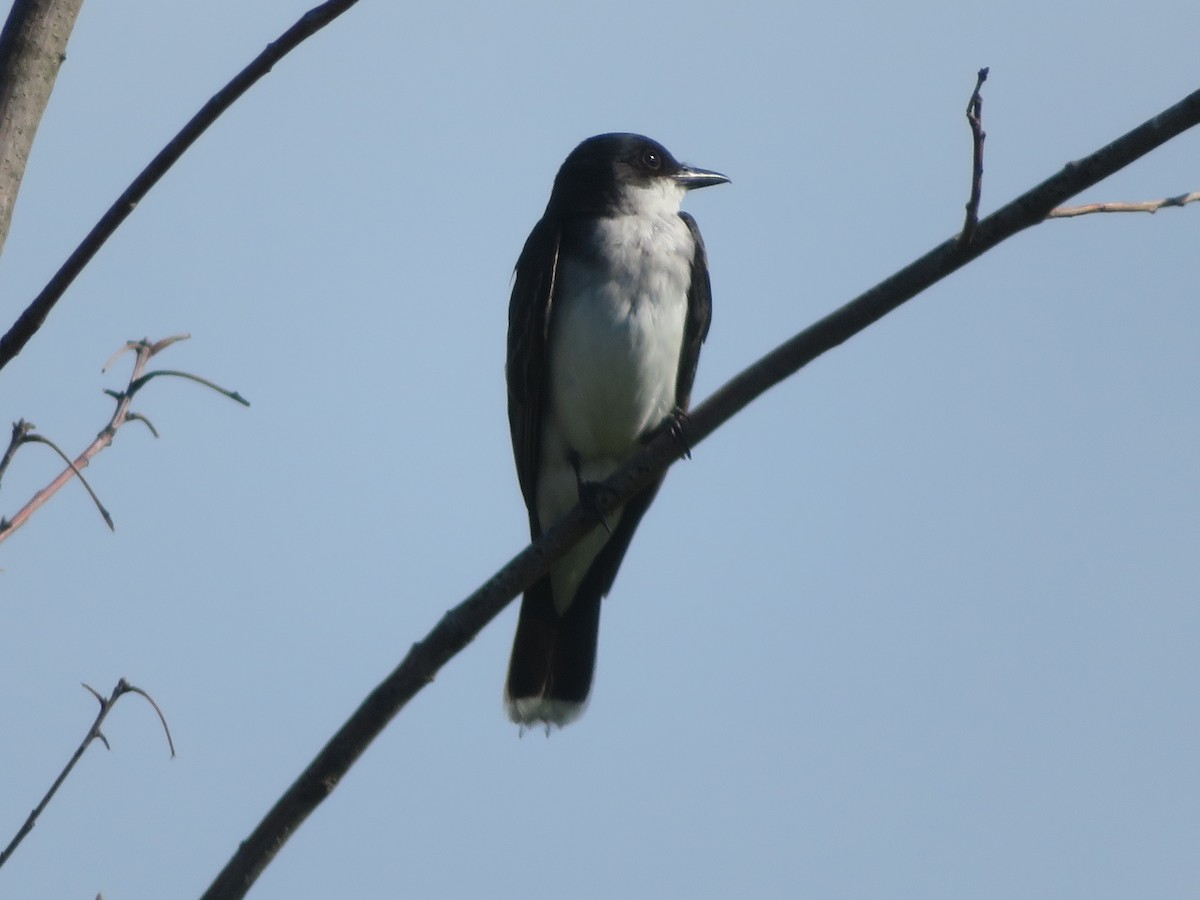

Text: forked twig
xmin=0 ymin=679 xmax=174 ymax=870
xmin=0 ymin=335 xmax=249 ymax=542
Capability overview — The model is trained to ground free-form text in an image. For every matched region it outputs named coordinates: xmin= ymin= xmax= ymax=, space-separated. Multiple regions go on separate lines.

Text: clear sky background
xmin=1 ymin=1 xmax=1197 ymax=898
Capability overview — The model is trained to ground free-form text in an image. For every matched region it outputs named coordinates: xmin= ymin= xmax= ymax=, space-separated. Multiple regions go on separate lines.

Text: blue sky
xmin=1 ymin=1 xmax=1198 ymax=897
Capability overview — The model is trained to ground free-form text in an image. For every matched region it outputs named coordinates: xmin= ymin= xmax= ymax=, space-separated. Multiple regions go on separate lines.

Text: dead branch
xmin=1048 ymin=190 xmax=1200 ymax=218
xmin=0 ymin=678 xmax=174 ymax=870
xmin=0 ymin=335 xmax=249 ymax=543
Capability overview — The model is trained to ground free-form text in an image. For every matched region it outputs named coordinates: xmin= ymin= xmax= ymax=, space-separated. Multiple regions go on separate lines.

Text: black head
xmin=545 ymin=133 xmax=729 ymax=217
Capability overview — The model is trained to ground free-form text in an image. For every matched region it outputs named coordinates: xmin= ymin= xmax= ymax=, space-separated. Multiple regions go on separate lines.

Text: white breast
xmin=546 ymin=210 xmax=695 ymax=460
xmin=534 ymin=201 xmax=696 ymax=609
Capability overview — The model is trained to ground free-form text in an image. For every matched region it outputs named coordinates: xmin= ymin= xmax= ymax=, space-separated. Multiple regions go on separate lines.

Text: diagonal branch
xmin=197 ymin=83 xmax=1200 ymax=900
xmin=0 ymin=0 xmax=364 ymax=372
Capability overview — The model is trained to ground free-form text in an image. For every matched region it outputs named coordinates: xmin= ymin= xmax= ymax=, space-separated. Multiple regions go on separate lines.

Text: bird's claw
xmin=663 ymin=407 xmax=693 ymax=459
xmin=576 ymin=480 xmax=615 ymax=536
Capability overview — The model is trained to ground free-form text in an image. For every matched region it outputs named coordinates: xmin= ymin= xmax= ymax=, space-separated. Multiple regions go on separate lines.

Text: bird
xmin=504 ymin=133 xmax=728 ymax=728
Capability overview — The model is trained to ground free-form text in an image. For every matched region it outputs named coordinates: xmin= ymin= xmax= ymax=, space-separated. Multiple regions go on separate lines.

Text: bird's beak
xmin=674 ymin=165 xmax=731 ymax=190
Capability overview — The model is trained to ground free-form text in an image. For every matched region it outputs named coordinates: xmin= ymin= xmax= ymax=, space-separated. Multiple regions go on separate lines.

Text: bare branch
xmin=959 ymin=67 xmax=990 ymax=244
xmin=0 ymin=0 xmax=364 ymax=371
xmin=0 ymin=679 xmax=173 ymax=870
xmin=0 ymin=336 xmax=248 ymax=543
xmin=197 ymin=83 xmax=1200 ymax=900
xmin=0 ymin=0 xmax=86 ymax=258
xmin=1048 ymin=190 xmax=1200 ymax=218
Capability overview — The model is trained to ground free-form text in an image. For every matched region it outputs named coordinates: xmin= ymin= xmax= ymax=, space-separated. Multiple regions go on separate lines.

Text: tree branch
xmin=0 ymin=335 xmax=248 ymax=543
xmin=959 ymin=66 xmax=989 ymax=243
xmin=0 ymin=0 xmax=86 ymax=259
xmin=0 ymin=0 xmax=363 ymax=372
xmin=0 ymin=678 xmax=174 ymax=870
xmin=1048 ymin=190 xmax=1200 ymax=217
xmin=196 ymin=82 xmax=1200 ymax=900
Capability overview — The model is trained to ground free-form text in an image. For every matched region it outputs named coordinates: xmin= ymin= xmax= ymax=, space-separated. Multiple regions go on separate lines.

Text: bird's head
xmin=547 ymin=133 xmax=729 ymax=218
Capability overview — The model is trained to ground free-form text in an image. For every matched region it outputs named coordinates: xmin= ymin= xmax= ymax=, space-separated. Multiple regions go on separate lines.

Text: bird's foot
xmin=569 ymin=449 xmax=615 ymax=534
xmin=576 ymin=479 xmax=616 ymax=536
xmin=657 ymin=407 xmax=693 ymax=460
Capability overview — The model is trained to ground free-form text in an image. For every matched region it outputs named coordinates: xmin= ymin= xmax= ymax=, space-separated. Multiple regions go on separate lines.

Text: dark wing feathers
xmin=506 ymin=218 xmax=561 ymax=521
xmin=675 ymin=211 xmax=713 ymax=410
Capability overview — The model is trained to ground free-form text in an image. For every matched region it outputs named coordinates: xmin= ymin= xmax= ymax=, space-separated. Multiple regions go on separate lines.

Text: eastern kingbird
xmin=504 ymin=133 xmax=728 ymax=728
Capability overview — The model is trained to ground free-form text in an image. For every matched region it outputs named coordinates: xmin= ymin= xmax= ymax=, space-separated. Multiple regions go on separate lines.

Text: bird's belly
xmin=548 ymin=277 xmax=688 ymax=459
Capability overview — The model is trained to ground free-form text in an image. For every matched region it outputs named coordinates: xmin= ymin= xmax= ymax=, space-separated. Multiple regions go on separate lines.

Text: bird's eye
xmin=640 ymin=149 xmax=661 ymax=170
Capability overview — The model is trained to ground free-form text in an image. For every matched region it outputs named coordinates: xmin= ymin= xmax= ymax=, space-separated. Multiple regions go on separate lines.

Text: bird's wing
xmin=676 ymin=211 xmax=714 ymax=410
xmin=506 ymin=216 xmax=561 ymax=529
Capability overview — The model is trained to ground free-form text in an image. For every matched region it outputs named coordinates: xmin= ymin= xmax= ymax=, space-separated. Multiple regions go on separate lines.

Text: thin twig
xmin=120 ymin=684 xmax=176 ymax=757
xmin=124 ymin=412 xmax=160 ymax=438
xmin=0 ymin=418 xmax=35 ymax=484
xmin=0 ymin=336 xmax=248 ymax=543
xmin=132 ymin=370 xmax=251 ymax=407
xmin=0 ymin=678 xmax=174 ymax=870
xmin=0 ymin=0 xmax=364 ymax=371
xmin=959 ymin=67 xmax=990 ymax=244
xmin=198 ymin=82 xmax=1200 ymax=900
xmin=1048 ymin=190 xmax=1200 ymax=218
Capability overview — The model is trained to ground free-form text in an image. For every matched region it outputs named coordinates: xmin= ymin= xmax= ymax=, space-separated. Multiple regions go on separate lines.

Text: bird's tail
xmin=505 ymin=576 xmax=601 ymax=729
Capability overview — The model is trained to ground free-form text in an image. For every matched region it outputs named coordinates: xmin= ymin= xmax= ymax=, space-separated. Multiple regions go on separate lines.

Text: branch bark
xmin=197 ymin=84 xmax=1200 ymax=900
xmin=0 ymin=0 xmax=85 ymax=259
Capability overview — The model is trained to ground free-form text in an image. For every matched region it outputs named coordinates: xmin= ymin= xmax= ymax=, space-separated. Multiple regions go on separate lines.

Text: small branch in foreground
xmin=0 ymin=678 xmax=174 ymax=870
xmin=0 ymin=0 xmax=364 ymax=372
xmin=959 ymin=66 xmax=990 ymax=244
xmin=1048 ymin=190 xmax=1200 ymax=218
xmin=0 ymin=335 xmax=249 ymax=543
xmin=198 ymin=81 xmax=1200 ymax=900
